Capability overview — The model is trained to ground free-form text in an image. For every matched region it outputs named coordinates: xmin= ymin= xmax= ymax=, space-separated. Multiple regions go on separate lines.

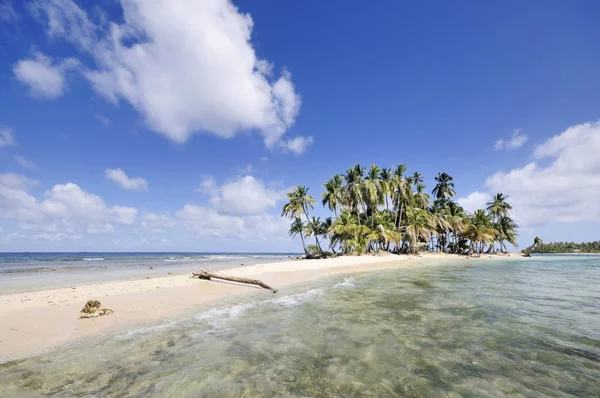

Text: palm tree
xmin=413 ymin=183 xmax=430 ymax=210
xmin=281 ymin=163 xmax=518 ymax=258
xmin=343 ymin=164 xmax=365 ymax=222
xmin=330 ymin=210 xmax=357 ymax=254
xmin=321 ymin=217 xmax=335 ymax=253
xmin=466 ymin=210 xmax=498 ymax=253
xmin=322 ymin=175 xmax=343 ymax=216
xmin=281 ymin=185 xmax=316 ymax=223
xmin=411 ymin=171 xmax=423 ymax=187
xmin=391 ymin=164 xmax=409 ymax=230
xmin=363 ymin=211 xmax=394 ymax=252
xmin=304 ymin=216 xmax=324 ymax=253
xmin=446 ymin=201 xmax=468 ymax=253
xmin=486 ymin=193 xmax=513 ymax=221
xmin=288 ymin=217 xmax=308 ymax=255
xmin=494 ymin=215 xmax=518 ymax=252
xmin=403 ymin=207 xmax=433 ymax=254
xmin=432 ymin=172 xmax=456 ymax=200
xmin=523 ymin=236 xmax=542 ymax=257
xmin=379 ymin=167 xmax=392 ymax=211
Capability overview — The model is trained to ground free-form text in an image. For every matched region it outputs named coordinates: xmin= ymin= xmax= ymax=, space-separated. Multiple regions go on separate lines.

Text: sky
xmin=1 ymin=0 xmax=599 ymax=252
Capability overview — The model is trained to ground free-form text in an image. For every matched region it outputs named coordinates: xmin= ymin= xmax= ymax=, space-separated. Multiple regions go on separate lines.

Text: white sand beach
xmin=0 ymin=253 xmax=522 ymax=361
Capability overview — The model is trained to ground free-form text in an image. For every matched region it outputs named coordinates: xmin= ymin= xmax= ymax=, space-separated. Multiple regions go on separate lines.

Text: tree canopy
xmin=526 ymin=240 xmax=600 ymax=254
xmin=281 ymin=163 xmax=519 ymax=257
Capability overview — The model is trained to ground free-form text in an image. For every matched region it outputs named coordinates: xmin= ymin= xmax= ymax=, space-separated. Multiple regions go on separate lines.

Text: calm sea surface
xmin=1 ymin=254 xmax=599 ymax=397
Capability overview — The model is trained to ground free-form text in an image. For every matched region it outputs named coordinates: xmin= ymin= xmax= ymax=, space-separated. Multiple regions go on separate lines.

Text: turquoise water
xmin=1 ymin=255 xmax=599 ymax=396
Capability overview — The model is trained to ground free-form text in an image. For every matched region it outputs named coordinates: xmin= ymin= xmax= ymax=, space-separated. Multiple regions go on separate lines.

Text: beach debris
xmin=80 ymin=300 xmax=114 ymax=318
xmin=148 ymin=266 xmax=154 ymax=270
xmin=191 ymin=268 xmax=278 ymax=293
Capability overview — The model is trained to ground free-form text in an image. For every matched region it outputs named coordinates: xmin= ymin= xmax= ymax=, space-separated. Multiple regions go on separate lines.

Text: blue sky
xmin=1 ymin=0 xmax=599 ymax=252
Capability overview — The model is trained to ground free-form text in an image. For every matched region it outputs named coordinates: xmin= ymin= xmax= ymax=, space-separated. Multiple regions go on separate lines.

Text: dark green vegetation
xmin=281 ymin=164 xmax=518 ymax=257
xmin=526 ymin=240 xmax=600 ymax=254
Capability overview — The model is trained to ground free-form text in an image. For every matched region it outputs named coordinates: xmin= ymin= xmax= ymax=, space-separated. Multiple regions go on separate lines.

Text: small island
xmin=526 ymin=240 xmax=600 ymax=254
xmin=281 ymin=163 xmax=519 ymax=257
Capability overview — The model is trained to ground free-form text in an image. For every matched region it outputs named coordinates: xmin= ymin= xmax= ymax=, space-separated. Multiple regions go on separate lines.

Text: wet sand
xmin=0 ymin=253 xmax=522 ymax=361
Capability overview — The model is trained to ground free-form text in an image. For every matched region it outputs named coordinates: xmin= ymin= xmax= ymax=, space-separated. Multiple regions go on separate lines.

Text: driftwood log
xmin=191 ymin=269 xmax=278 ymax=293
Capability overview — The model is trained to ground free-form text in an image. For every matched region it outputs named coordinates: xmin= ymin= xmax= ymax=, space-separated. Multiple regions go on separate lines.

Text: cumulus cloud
xmin=176 ymin=204 xmax=288 ymax=241
xmin=494 ymin=129 xmax=528 ymax=150
xmin=105 ymin=168 xmax=148 ymax=191
xmin=0 ymin=173 xmax=38 ymax=190
xmin=13 ymin=52 xmax=79 ymax=99
xmin=141 ymin=213 xmax=176 ymax=231
xmin=280 ymin=136 xmax=314 ymax=154
xmin=201 ymin=175 xmax=287 ymax=216
xmin=0 ymin=127 xmax=16 ymax=148
xmin=456 ymin=191 xmax=491 ymax=213
xmin=87 ymin=223 xmax=114 ymax=234
xmin=0 ymin=175 xmax=137 ymax=235
xmin=181 ymin=174 xmax=289 ymax=239
xmin=14 ymin=155 xmax=37 ymax=169
xmin=31 ymin=0 xmax=305 ymax=151
xmin=464 ymin=121 xmax=600 ymax=228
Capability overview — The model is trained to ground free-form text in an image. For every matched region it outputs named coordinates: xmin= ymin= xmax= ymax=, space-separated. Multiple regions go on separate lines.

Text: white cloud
xmin=0 ymin=128 xmax=16 ymax=148
xmin=0 ymin=0 xmax=17 ymax=23
xmin=110 ymin=206 xmax=137 ymax=225
xmin=494 ymin=129 xmax=528 ymax=150
xmin=474 ymin=121 xmax=600 ymax=228
xmin=13 ymin=52 xmax=79 ymax=99
xmin=141 ymin=212 xmax=175 ymax=229
xmin=0 ymin=173 xmax=38 ymax=190
xmin=105 ymin=168 xmax=148 ymax=191
xmin=176 ymin=204 xmax=288 ymax=240
xmin=87 ymin=223 xmax=114 ymax=234
xmin=179 ymin=174 xmax=290 ymax=239
xmin=32 ymin=0 xmax=304 ymax=151
xmin=456 ymin=191 xmax=491 ymax=213
xmin=29 ymin=0 xmax=97 ymax=50
xmin=14 ymin=155 xmax=37 ymax=169
xmin=202 ymin=175 xmax=287 ymax=216
xmin=0 ymin=176 xmax=137 ymax=235
xmin=94 ymin=114 xmax=111 ymax=126
xmin=196 ymin=176 xmax=218 ymax=195
xmin=280 ymin=136 xmax=314 ymax=154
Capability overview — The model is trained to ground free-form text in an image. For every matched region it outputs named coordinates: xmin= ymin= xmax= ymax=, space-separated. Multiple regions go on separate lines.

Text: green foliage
xmin=526 ymin=240 xmax=600 ymax=253
xmin=282 ymin=164 xmax=518 ymax=256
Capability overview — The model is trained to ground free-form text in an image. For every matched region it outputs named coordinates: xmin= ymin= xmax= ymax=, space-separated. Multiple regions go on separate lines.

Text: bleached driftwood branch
xmin=191 ymin=268 xmax=278 ymax=293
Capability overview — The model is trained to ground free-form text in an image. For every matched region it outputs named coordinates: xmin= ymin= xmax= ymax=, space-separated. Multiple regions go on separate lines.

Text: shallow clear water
xmin=1 ymin=255 xmax=599 ymax=397
xmin=0 ymin=252 xmax=295 ymax=294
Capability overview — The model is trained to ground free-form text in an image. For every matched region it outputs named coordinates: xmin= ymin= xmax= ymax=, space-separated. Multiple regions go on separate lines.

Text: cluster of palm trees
xmin=281 ymin=163 xmax=518 ymax=257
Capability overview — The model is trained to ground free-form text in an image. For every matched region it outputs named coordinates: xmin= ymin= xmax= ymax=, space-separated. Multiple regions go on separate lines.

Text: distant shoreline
xmin=533 ymin=252 xmax=600 ymax=255
xmin=0 ymin=252 xmax=521 ymax=362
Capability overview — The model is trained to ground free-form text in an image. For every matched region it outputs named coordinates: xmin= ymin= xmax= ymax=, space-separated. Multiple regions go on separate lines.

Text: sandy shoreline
xmin=0 ymin=253 xmax=522 ymax=362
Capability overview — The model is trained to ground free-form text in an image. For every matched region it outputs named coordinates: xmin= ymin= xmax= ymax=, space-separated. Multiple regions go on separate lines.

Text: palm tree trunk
xmin=300 ymin=232 xmax=308 ymax=255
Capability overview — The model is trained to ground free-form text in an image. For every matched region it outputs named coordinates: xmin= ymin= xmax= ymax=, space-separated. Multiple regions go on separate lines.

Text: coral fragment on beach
xmin=80 ymin=300 xmax=114 ymax=318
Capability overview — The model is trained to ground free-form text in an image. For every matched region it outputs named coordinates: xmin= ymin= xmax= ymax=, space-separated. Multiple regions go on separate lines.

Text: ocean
xmin=0 ymin=252 xmax=298 ymax=294
xmin=0 ymin=254 xmax=599 ymax=396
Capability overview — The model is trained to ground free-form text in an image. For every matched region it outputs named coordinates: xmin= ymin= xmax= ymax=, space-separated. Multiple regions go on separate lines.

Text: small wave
xmin=118 ymin=320 xmax=181 ymax=339
xmin=268 ymin=288 xmax=325 ymax=308
xmin=83 ymin=258 xmax=105 ymax=261
xmin=206 ymin=255 xmax=245 ymax=260
xmin=194 ymin=302 xmax=257 ymax=328
xmin=334 ymin=277 xmax=356 ymax=289
xmin=163 ymin=258 xmax=206 ymax=262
